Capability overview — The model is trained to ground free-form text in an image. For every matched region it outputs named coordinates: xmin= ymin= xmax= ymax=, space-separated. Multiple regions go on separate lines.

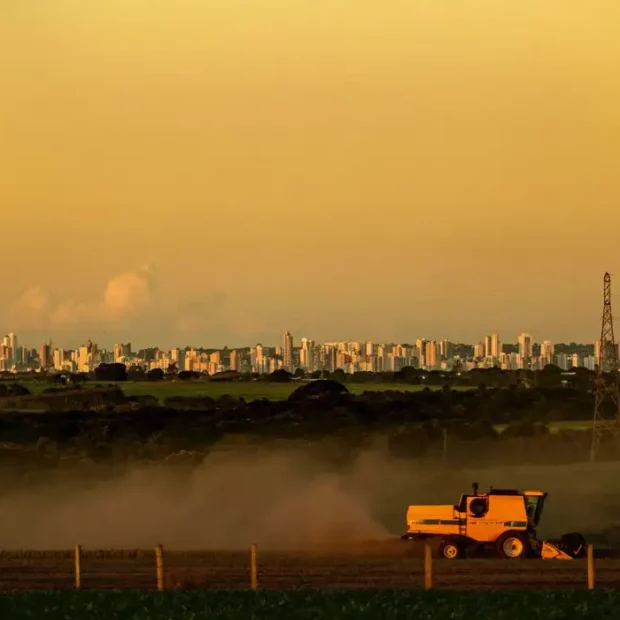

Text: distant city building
xmin=39 ymin=341 xmax=52 ymax=369
xmin=540 ymin=340 xmax=554 ymax=366
xmin=484 ymin=335 xmax=493 ymax=359
xmin=518 ymin=333 xmax=533 ymax=365
xmin=490 ymin=333 xmax=501 ymax=358
xmin=283 ymin=331 xmax=293 ymax=372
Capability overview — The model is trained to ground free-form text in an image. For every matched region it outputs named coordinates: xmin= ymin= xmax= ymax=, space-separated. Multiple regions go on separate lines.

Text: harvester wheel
xmin=496 ymin=532 xmax=529 ymax=559
xmin=438 ymin=539 xmax=464 ymax=560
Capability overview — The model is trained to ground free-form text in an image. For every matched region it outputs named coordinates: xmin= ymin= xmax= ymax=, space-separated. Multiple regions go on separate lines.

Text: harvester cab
xmin=402 ymin=482 xmax=586 ymax=560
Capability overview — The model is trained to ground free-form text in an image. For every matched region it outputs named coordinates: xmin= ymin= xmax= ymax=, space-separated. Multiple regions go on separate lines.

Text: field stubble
xmin=0 ymin=545 xmax=619 ymax=592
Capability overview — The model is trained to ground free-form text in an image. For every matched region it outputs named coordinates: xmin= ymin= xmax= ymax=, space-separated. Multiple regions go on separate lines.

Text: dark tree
xmin=94 ymin=363 xmax=128 ymax=382
xmin=147 ymin=368 xmax=165 ymax=381
xmin=127 ymin=366 xmax=147 ymax=381
xmin=178 ymin=370 xmax=201 ymax=381
xmin=288 ymin=379 xmax=349 ymax=403
xmin=330 ymin=369 xmax=346 ymax=383
xmin=268 ymin=369 xmax=293 ymax=383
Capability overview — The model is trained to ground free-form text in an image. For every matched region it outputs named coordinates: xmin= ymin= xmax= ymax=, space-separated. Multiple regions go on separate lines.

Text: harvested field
xmin=0 ymin=547 xmax=618 ymax=591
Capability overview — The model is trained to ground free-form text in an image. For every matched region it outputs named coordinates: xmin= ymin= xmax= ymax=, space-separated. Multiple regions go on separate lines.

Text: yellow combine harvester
xmin=402 ymin=483 xmax=586 ymax=560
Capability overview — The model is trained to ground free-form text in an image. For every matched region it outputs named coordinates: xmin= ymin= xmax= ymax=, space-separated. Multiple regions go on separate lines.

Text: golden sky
xmin=1 ymin=0 xmax=619 ymax=348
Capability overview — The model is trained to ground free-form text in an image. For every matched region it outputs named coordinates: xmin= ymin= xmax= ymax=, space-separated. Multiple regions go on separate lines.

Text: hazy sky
xmin=1 ymin=1 xmax=619 ymax=348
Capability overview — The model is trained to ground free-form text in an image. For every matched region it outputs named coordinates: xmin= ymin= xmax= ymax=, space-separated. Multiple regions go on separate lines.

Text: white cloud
xmin=10 ymin=265 xmax=155 ymax=329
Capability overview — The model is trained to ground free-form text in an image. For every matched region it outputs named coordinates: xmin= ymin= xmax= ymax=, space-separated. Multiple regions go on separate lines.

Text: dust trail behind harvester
xmin=0 ymin=442 xmax=391 ymax=550
xmin=0 ymin=437 xmax=619 ymax=550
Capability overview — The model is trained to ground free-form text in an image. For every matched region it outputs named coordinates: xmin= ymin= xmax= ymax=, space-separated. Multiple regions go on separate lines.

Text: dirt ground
xmin=0 ymin=544 xmax=618 ymax=591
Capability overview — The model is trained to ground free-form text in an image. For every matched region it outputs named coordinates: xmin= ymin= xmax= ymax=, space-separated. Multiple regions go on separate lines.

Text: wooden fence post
xmin=250 ymin=543 xmax=258 ymax=590
xmin=587 ymin=544 xmax=595 ymax=590
xmin=155 ymin=544 xmax=164 ymax=591
xmin=442 ymin=428 xmax=448 ymax=463
xmin=424 ymin=542 xmax=432 ymax=590
xmin=74 ymin=544 xmax=81 ymax=590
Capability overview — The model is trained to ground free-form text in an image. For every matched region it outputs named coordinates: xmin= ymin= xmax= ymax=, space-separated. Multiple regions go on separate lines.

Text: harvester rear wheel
xmin=438 ymin=539 xmax=464 ymax=559
xmin=496 ymin=531 xmax=529 ymax=559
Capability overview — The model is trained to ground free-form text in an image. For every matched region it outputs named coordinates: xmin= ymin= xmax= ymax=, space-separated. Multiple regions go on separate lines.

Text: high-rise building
xmin=416 ymin=339 xmax=427 ymax=367
xmin=484 ymin=335 xmax=493 ymax=358
xmin=491 ymin=333 xmax=501 ymax=358
xmin=424 ymin=340 xmax=439 ymax=369
xmin=483 ymin=334 xmax=501 ymax=359
xmin=230 ymin=349 xmax=240 ymax=372
xmin=326 ymin=345 xmax=336 ymax=372
xmin=555 ymin=352 xmax=568 ymax=371
xmin=8 ymin=333 xmax=17 ymax=365
xmin=78 ymin=345 xmax=90 ymax=372
xmin=518 ymin=333 xmax=532 ymax=361
xmin=540 ymin=340 xmax=554 ymax=366
xmin=283 ymin=331 xmax=293 ymax=372
xmin=0 ymin=337 xmax=9 ymax=368
xmin=170 ymin=347 xmax=184 ymax=370
xmin=39 ymin=342 xmax=51 ymax=369
xmin=53 ymin=348 xmax=64 ymax=370
xmin=254 ymin=344 xmax=267 ymax=373
xmin=439 ymin=339 xmax=453 ymax=360
xmin=300 ymin=337 xmax=315 ymax=371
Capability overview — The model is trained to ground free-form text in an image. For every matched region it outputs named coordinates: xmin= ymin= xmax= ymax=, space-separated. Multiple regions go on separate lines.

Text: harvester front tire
xmin=496 ymin=532 xmax=529 ymax=559
xmin=438 ymin=540 xmax=464 ymax=560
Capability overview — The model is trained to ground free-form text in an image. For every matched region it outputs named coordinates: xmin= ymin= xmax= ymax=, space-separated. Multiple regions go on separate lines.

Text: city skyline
xmin=0 ymin=329 xmax=605 ymax=354
xmin=0 ymin=329 xmax=605 ymax=375
xmin=2 ymin=2 xmax=619 ymax=348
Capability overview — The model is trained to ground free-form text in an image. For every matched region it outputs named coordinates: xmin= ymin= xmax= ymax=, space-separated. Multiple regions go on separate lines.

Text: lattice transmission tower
xmin=591 ymin=272 xmax=620 ymax=461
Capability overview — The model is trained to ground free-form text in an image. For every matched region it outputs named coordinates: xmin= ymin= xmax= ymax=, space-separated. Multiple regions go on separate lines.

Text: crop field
xmin=0 ymin=590 xmax=617 ymax=620
xmin=0 ymin=547 xmax=617 ymax=592
xmin=0 ymin=590 xmax=618 ymax=620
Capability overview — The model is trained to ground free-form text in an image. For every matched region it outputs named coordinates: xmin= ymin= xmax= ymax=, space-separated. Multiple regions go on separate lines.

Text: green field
xmin=4 ymin=380 xmax=472 ymax=402
xmin=0 ymin=590 xmax=613 ymax=620
xmin=119 ymin=380 xmax=473 ymax=401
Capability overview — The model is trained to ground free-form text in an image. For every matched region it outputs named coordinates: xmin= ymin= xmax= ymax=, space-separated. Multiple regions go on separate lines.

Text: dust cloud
xmin=0 ymin=437 xmax=619 ymax=550
xmin=0 ymin=439 xmax=393 ymax=550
